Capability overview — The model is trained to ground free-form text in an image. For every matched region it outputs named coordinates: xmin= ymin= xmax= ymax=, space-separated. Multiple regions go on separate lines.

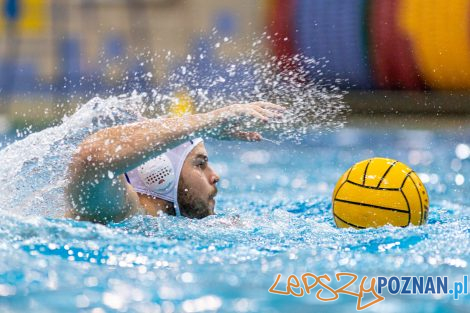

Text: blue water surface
xmin=0 ymin=122 xmax=469 ymax=313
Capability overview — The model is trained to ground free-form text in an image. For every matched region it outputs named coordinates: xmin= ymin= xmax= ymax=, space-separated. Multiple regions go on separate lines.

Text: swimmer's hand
xmin=205 ymin=102 xmax=285 ymax=141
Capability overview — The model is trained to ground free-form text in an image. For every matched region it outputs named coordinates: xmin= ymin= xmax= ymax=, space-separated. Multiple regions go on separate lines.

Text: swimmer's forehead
xmin=187 ymin=142 xmax=208 ymax=160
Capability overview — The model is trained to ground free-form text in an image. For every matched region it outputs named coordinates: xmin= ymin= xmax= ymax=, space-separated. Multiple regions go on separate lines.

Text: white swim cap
xmin=125 ymin=138 xmax=203 ymax=216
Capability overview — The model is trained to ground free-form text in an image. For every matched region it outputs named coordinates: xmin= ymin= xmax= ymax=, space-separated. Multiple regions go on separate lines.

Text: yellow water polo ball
xmin=332 ymin=158 xmax=429 ymax=229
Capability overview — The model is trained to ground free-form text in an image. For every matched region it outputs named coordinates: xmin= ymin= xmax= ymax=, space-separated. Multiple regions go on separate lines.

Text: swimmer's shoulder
xmin=64 ymin=175 xmax=143 ymax=224
xmin=125 ymin=180 xmax=145 ymax=217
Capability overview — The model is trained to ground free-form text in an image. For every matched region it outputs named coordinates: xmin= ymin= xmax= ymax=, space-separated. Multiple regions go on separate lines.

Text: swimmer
xmin=65 ymin=102 xmax=285 ymax=224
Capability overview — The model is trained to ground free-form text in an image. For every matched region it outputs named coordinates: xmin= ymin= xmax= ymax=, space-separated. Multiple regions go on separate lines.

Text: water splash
xmin=146 ymin=34 xmax=348 ymax=143
xmin=82 ymin=33 xmax=348 ymax=142
xmin=0 ymin=34 xmax=347 ymax=217
xmin=0 ymin=94 xmax=145 ymax=217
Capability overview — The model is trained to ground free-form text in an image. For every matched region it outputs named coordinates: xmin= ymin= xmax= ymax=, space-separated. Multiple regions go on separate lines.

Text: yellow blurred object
xmin=169 ymin=91 xmax=195 ymax=117
xmin=399 ymin=0 xmax=470 ymax=89
xmin=0 ymin=0 xmax=48 ymax=34
xmin=332 ymin=158 xmax=429 ymax=229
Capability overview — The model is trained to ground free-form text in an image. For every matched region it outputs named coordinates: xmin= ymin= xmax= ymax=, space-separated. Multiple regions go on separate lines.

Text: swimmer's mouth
xmin=209 ymin=189 xmax=218 ymax=199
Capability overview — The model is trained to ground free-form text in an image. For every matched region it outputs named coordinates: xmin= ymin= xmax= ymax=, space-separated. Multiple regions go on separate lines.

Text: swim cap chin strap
xmin=125 ymin=138 xmax=203 ymax=216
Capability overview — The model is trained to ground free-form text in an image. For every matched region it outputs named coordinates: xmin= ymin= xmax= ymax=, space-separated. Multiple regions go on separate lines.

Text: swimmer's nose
xmin=210 ymin=170 xmax=220 ymax=185
xmin=207 ymin=164 xmax=220 ymax=185
xmin=211 ymin=173 xmax=220 ymax=185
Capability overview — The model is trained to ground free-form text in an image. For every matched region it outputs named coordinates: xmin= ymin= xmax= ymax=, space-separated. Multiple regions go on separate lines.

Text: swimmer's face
xmin=177 ymin=143 xmax=220 ymax=218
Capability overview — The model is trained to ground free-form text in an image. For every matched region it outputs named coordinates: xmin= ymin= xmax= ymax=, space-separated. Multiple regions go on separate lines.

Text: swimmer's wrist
xmin=201 ymin=110 xmax=224 ymax=127
xmin=191 ymin=110 xmax=226 ymax=138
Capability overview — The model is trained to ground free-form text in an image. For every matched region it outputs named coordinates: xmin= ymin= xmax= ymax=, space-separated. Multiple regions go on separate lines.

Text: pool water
xmin=0 ymin=105 xmax=469 ymax=312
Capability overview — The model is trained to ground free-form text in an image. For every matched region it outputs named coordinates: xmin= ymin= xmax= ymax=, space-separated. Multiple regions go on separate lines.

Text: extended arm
xmin=65 ymin=102 xmax=284 ymax=223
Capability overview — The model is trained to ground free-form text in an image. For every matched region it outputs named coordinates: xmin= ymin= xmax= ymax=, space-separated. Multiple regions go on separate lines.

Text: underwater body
xmin=0 ymin=47 xmax=469 ymax=312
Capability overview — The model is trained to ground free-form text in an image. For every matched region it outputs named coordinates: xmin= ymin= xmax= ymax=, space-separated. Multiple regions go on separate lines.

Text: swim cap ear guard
xmin=125 ymin=138 xmax=203 ymax=216
xmin=137 ymin=154 xmax=175 ymax=193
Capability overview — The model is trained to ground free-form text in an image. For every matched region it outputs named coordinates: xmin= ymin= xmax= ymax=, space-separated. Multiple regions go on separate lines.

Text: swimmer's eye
xmin=195 ymin=156 xmax=208 ymax=168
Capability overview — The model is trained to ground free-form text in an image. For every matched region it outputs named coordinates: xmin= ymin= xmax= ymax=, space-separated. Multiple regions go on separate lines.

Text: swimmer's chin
xmin=199 ymin=199 xmax=216 ymax=217
xmin=208 ymin=199 xmax=216 ymax=215
xmin=185 ymin=200 xmax=216 ymax=219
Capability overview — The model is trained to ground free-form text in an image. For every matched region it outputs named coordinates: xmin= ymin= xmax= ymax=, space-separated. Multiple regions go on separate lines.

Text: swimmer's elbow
xmin=64 ymin=197 xmax=129 ymax=224
xmin=64 ymin=175 xmax=135 ymax=224
xmin=67 ymin=141 xmax=107 ymax=183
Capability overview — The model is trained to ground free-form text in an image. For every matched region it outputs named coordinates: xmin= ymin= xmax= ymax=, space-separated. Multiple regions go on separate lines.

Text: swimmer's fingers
xmin=213 ymin=103 xmax=284 ymax=125
xmin=250 ymin=105 xmax=283 ymax=119
xmin=214 ymin=107 xmax=267 ymax=123
xmin=243 ymin=108 xmax=270 ymax=123
xmin=250 ymin=101 xmax=286 ymax=112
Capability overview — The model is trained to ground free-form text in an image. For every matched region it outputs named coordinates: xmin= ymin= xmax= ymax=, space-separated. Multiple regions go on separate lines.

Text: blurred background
xmin=1 ymin=0 xmax=470 ymax=130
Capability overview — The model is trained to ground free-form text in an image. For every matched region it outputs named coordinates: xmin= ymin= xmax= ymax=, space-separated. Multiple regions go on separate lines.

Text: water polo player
xmin=65 ymin=102 xmax=284 ymax=224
